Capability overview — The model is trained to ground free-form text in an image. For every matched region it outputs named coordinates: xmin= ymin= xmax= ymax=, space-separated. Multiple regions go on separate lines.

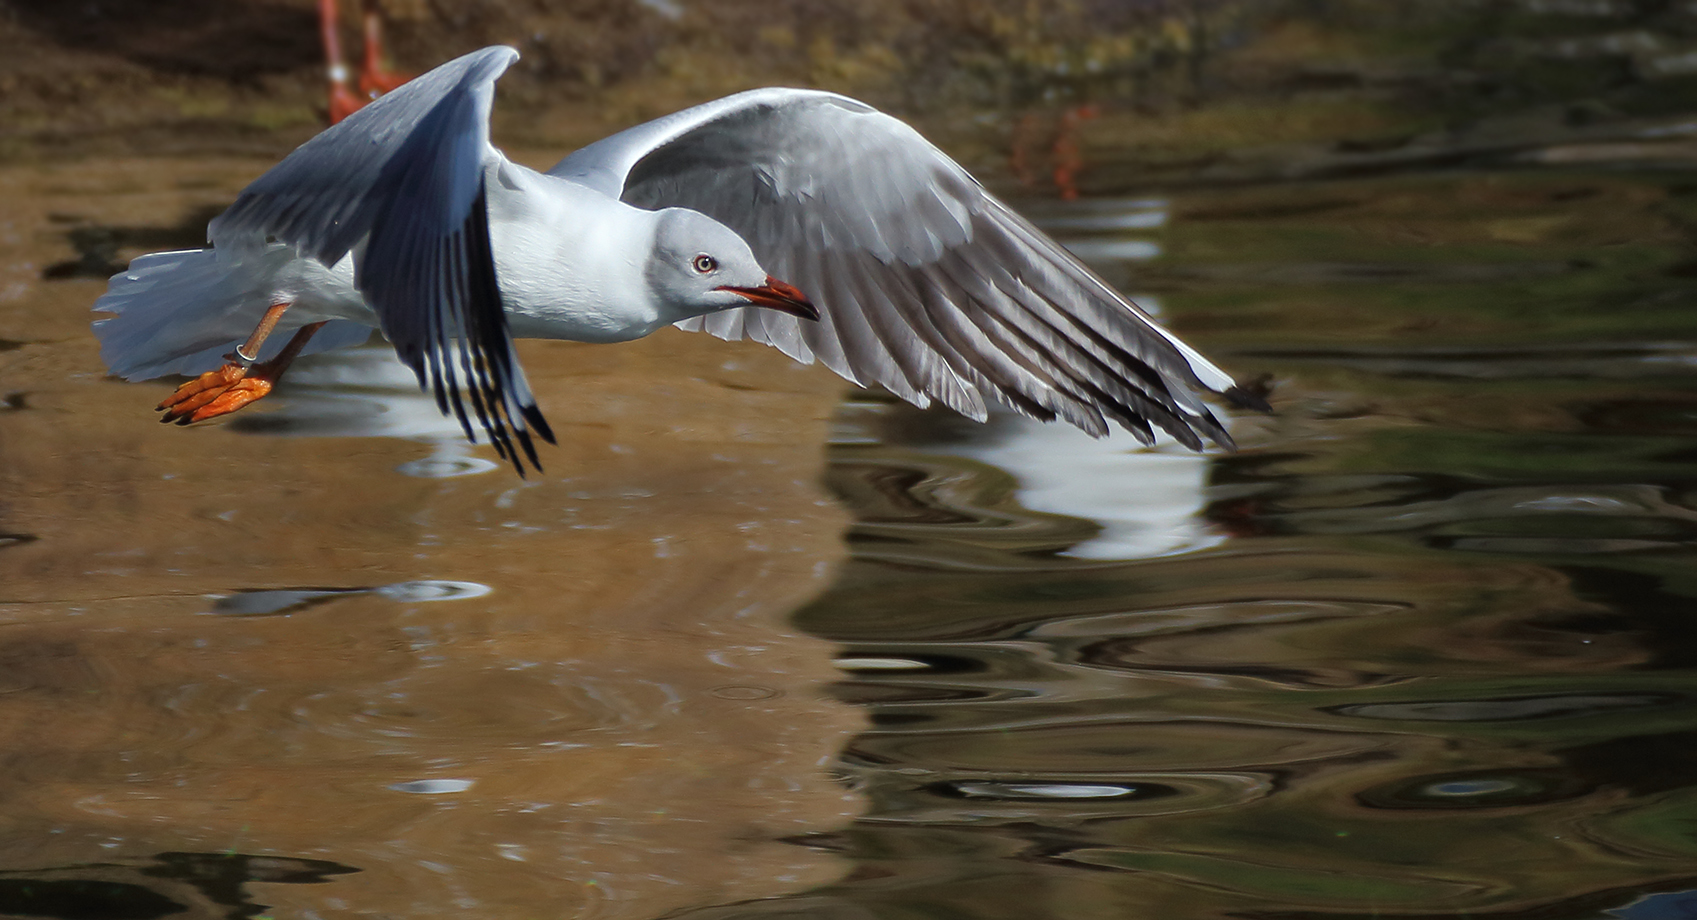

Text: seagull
xmin=93 ymin=46 xmax=1259 ymax=475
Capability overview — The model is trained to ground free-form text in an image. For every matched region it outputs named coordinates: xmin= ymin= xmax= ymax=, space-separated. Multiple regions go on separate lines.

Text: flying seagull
xmin=93 ymin=46 xmax=1259 ymax=475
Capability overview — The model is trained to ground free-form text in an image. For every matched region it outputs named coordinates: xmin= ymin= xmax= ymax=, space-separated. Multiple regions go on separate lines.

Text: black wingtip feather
xmin=1224 ymin=378 xmax=1274 ymax=413
xmin=364 ymin=173 xmax=551 ymax=476
xmin=523 ymin=403 xmax=557 ymax=445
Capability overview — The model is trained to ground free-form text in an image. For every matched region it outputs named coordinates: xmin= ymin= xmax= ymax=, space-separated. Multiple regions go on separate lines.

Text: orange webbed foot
xmin=159 ymin=364 xmax=246 ymax=418
xmin=155 ymin=321 xmax=324 ymax=425
xmin=157 ymin=363 xmax=275 ymax=424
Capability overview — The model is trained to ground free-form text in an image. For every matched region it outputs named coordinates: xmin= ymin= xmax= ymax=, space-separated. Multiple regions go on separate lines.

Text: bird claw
xmin=157 ymin=363 xmax=275 ymax=424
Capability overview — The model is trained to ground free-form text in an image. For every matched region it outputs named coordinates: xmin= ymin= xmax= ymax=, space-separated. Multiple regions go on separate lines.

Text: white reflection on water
xmin=259 ymin=351 xmax=1217 ymax=559
xmin=233 ymin=344 xmax=469 ymax=438
xmin=921 ymin=197 xmax=1212 ymax=560
xmin=1054 ymin=238 xmax=1162 ymax=261
xmin=1039 ymin=197 xmax=1166 ymax=262
xmin=223 ymin=193 xmax=1205 ymax=561
xmin=389 ymin=779 xmax=477 ymax=795
xmin=209 ymin=580 xmax=495 ymax=615
xmin=952 ymin=782 xmax=1139 ymax=799
xmin=1035 ymin=199 xmax=1168 ymax=231
xmin=224 ymin=344 xmax=508 ymax=477
xmin=931 ymin=412 xmax=1225 ymax=560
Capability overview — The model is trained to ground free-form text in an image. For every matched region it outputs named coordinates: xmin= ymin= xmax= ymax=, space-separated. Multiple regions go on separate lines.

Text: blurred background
xmin=5 ymin=2 xmax=1697 ymax=920
xmin=6 ymin=0 xmax=1694 ymax=184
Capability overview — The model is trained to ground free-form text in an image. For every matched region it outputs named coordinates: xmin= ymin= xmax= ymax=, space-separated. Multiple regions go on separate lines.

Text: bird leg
xmin=320 ymin=0 xmax=407 ymax=124
xmin=320 ymin=0 xmax=362 ymax=124
xmin=358 ymin=1 xmax=409 ymax=98
xmin=1051 ymin=104 xmax=1098 ymax=201
xmin=158 ymin=301 xmax=326 ymax=424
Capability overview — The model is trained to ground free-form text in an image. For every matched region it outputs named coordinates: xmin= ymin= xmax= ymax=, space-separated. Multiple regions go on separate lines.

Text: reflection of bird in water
xmin=319 ymin=0 xmax=410 ymax=124
xmin=92 ymin=47 xmax=1259 ymax=475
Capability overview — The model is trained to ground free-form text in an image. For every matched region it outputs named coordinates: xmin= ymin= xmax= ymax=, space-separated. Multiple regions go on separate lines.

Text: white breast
xmin=486 ymin=163 xmax=664 ymax=343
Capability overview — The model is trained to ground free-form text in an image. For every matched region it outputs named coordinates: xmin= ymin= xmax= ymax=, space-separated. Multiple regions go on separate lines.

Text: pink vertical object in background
xmin=1009 ymin=104 xmax=1100 ymax=200
xmin=319 ymin=0 xmax=410 ymax=124
xmin=1051 ymin=103 xmax=1099 ymax=201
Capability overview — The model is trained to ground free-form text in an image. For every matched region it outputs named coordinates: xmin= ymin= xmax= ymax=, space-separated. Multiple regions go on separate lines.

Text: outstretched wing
xmin=209 ymin=45 xmax=553 ymax=473
xmin=550 ymin=89 xmax=1247 ymax=450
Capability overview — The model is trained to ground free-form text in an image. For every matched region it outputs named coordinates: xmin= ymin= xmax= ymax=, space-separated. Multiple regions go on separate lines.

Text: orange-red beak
xmin=718 ymin=276 xmax=818 ymax=321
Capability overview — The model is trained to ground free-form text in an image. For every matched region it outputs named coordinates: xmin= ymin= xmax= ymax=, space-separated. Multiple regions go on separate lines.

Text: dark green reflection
xmin=747 ymin=163 xmax=1697 ymax=920
xmin=0 ymin=854 xmax=358 ymax=920
xmin=0 ymin=880 xmax=183 ymax=920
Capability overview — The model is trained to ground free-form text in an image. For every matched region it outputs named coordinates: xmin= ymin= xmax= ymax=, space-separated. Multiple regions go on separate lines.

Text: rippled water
xmin=729 ymin=172 xmax=1697 ymax=918
xmin=1 ymin=152 xmax=1695 ymax=919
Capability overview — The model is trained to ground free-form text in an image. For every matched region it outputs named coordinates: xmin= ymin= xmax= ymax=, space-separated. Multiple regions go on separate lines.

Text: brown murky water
xmin=0 ymin=154 xmax=863 ymax=918
xmin=5 ymin=124 xmax=1697 ymax=919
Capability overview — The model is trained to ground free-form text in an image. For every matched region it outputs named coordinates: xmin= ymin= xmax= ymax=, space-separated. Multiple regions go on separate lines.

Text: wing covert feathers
xmin=631 ymin=93 xmax=1239 ymax=449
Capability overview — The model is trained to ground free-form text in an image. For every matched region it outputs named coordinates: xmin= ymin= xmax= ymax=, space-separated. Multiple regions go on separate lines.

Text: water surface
xmin=2 ymin=145 xmax=1695 ymax=919
xmin=741 ymin=166 xmax=1697 ymax=919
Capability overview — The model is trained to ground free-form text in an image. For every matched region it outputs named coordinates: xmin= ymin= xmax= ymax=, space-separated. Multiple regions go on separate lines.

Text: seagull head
xmin=646 ymin=208 xmax=818 ymax=323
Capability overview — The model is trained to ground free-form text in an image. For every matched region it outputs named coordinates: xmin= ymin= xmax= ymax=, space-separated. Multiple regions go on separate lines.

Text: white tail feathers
xmin=92 ymin=248 xmax=371 ymax=381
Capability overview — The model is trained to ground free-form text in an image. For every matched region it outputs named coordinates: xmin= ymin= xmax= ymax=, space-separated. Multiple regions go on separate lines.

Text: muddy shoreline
xmin=8 ymin=1 xmax=1695 ymax=195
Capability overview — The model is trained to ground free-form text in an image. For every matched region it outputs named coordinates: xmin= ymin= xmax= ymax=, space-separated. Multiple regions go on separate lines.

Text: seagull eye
xmin=692 ymin=254 xmax=717 ymax=274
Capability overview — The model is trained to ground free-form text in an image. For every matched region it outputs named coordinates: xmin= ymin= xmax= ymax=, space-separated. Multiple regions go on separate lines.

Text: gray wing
xmin=552 ymin=89 xmax=1246 ymax=450
xmin=208 ymin=45 xmax=553 ymax=473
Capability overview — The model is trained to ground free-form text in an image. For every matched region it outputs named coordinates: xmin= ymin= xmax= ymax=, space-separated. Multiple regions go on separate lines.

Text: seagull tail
xmin=91 ymin=247 xmax=369 ymax=381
